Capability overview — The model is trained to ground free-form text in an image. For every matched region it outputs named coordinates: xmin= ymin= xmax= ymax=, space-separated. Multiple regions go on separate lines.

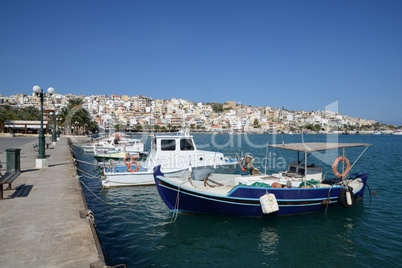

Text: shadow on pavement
xmin=22 ymin=169 xmax=40 ymax=173
xmin=49 ymin=162 xmax=71 ymax=167
xmin=10 ymin=184 xmax=33 ymax=198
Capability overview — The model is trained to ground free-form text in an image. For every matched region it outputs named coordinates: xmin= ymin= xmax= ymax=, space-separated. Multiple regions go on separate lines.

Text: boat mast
xmin=264 ymin=143 xmax=268 ymax=174
xmin=342 ymin=147 xmax=345 ymax=182
xmin=304 ymin=151 xmax=307 ymax=187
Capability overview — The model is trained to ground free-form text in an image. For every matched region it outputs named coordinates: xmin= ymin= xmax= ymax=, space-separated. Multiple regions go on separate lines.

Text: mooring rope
xmin=324 ymin=186 xmax=334 ymax=215
xmin=77 ymin=167 xmax=102 ymax=181
xmin=169 ymin=181 xmax=189 ymax=224
xmin=79 ymin=179 xmax=157 ymax=209
xmin=365 ymin=183 xmax=372 ymax=198
xmin=73 ymin=158 xmax=102 ymax=167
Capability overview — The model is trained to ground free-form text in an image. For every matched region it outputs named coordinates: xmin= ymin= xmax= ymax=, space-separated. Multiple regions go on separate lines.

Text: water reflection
xmin=258 ymin=226 xmax=279 ymax=256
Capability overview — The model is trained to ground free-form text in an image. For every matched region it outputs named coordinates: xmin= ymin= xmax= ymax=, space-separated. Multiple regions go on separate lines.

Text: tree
xmin=114 ymin=124 xmax=125 ymax=132
xmin=68 ymin=98 xmax=84 ymax=107
xmin=20 ymin=106 xmax=40 ymax=120
xmin=0 ymin=105 xmax=40 ymax=132
xmin=87 ymin=121 xmax=98 ymax=133
xmin=59 ymin=98 xmax=97 ymax=134
xmin=305 ymin=124 xmax=321 ymax=132
xmin=313 ymin=124 xmax=322 ymax=132
xmin=211 ymin=103 xmax=223 ymax=113
xmin=253 ymin=119 xmax=260 ymax=128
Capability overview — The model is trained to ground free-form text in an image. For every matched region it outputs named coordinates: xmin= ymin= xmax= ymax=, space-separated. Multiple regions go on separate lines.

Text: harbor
xmin=0 ymin=135 xmax=105 ymax=267
xmin=1 ymin=0 xmax=401 ymax=266
xmin=73 ymin=132 xmax=400 ymax=267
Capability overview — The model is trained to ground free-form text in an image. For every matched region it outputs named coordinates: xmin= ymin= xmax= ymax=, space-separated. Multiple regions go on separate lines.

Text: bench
xmin=0 ymin=172 xmax=21 ymax=199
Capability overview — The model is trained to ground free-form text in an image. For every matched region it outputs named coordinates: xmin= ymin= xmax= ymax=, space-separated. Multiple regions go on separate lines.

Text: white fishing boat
xmin=81 ymin=135 xmax=144 ymax=154
xmin=102 ymin=130 xmax=239 ymax=187
xmin=371 ymin=131 xmax=383 ymax=135
xmin=391 ymin=131 xmax=402 ymax=135
xmin=93 ymin=150 xmax=148 ymax=162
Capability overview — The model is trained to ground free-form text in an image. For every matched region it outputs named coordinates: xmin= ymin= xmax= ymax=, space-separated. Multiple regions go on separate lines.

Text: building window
xmin=180 ymin=139 xmax=194 ymax=151
xmin=161 ymin=139 xmax=176 ymax=151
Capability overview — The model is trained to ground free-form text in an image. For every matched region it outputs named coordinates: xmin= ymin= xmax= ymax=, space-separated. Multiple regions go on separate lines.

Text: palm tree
xmin=59 ymin=98 xmax=97 ymax=135
xmin=67 ymin=98 xmax=84 ymax=107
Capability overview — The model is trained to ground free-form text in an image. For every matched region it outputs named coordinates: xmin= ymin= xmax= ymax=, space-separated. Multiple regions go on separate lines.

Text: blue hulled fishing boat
xmin=153 ymin=142 xmax=371 ymax=217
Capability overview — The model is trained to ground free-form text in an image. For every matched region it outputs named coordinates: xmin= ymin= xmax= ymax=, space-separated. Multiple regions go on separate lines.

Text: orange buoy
xmin=332 ymin=156 xmax=351 ymax=178
xmin=128 ymin=161 xmax=140 ymax=173
xmin=271 ymin=182 xmax=283 ymax=188
xmin=124 ymin=155 xmax=135 ymax=170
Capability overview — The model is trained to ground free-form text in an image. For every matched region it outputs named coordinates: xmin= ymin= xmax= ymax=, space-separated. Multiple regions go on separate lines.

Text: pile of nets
xmin=298 ymin=179 xmax=320 ymax=188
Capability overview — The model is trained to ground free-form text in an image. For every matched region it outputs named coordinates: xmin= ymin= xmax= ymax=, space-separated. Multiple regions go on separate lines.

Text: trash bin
xmin=6 ymin=148 xmax=21 ymax=172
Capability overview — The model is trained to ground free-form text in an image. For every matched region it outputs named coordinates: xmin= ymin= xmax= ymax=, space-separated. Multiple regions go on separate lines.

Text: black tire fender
xmin=338 ymin=187 xmax=356 ymax=208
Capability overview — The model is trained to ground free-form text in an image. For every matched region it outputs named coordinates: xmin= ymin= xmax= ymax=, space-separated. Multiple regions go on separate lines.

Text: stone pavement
xmin=0 ymin=136 xmax=105 ymax=267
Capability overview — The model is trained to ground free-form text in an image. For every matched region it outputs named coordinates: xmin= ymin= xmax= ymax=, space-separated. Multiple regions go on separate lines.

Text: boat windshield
xmin=289 ymin=166 xmax=297 ymax=173
xmin=180 ymin=139 xmax=194 ymax=151
xmin=161 ymin=139 xmax=176 ymax=151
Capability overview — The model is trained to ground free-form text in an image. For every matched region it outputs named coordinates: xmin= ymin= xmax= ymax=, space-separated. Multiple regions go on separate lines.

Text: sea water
xmin=75 ymin=134 xmax=402 ymax=267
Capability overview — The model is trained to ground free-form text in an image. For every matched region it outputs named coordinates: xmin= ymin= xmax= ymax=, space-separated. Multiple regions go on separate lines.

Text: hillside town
xmin=0 ymin=92 xmax=383 ymax=134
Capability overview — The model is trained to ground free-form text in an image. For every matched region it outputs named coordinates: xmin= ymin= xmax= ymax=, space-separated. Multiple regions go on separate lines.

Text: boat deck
xmin=164 ymin=172 xmax=349 ymax=197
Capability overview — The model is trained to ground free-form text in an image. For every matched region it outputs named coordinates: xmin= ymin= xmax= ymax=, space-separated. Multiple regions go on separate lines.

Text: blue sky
xmin=1 ymin=0 xmax=401 ymax=125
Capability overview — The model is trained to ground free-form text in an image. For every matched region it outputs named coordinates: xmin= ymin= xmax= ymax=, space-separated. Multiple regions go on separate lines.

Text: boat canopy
xmin=269 ymin=142 xmax=371 ymax=152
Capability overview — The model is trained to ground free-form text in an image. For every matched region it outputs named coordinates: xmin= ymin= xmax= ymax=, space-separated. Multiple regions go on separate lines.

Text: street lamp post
xmin=51 ymin=111 xmax=58 ymax=144
xmin=57 ymin=117 xmax=61 ymax=138
xmin=75 ymin=121 xmax=78 ymax=136
xmin=33 ymin=85 xmax=55 ymax=168
xmin=49 ymin=111 xmax=54 ymax=142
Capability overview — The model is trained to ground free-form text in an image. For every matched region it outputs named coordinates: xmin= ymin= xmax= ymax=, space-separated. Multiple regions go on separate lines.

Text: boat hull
xmin=94 ymin=152 xmax=148 ymax=162
xmin=154 ymin=167 xmax=370 ymax=217
xmin=103 ymin=162 xmax=238 ymax=187
xmin=102 ymin=168 xmax=188 ymax=187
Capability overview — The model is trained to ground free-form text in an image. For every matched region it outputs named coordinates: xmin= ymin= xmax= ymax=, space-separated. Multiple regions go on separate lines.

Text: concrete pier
xmin=0 ymin=136 xmax=105 ymax=267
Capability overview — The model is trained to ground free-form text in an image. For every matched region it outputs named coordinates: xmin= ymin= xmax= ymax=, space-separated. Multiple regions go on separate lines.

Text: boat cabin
xmin=144 ymin=130 xmax=230 ymax=170
xmin=151 ymin=134 xmax=196 ymax=152
xmin=284 ymin=162 xmax=323 ymax=181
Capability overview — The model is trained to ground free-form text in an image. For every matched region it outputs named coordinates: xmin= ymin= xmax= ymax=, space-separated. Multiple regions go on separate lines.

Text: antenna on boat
xmin=264 ymin=143 xmax=269 ymax=174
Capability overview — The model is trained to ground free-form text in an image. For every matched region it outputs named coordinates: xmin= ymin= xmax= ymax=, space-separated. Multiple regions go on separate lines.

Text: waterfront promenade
xmin=0 ymin=135 xmax=105 ymax=267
